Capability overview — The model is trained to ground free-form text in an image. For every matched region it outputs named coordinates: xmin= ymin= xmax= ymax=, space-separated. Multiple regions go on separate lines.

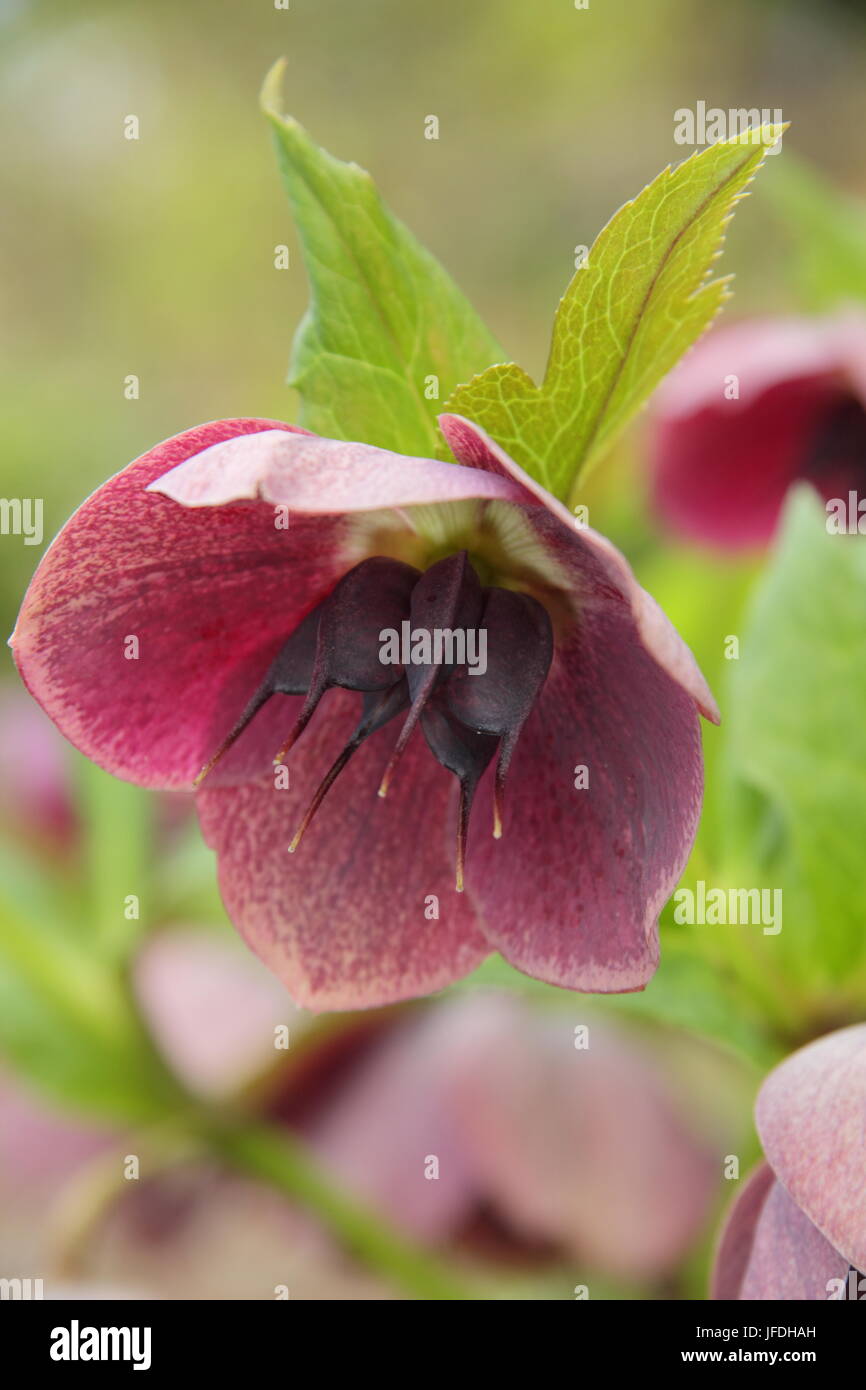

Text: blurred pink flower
xmin=0 ymin=688 xmax=75 ymax=849
xmin=13 ymin=415 xmax=717 ymax=1009
xmin=0 ymin=931 xmax=717 ymax=1296
xmin=301 ymin=992 xmax=718 ymax=1281
xmin=712 ymin=1024 xmax=866 ymax=1300
xmin=0 ymin=686 xmax=191 ymax=857
xmin=134 ymin=925 xmax=293 ymax=1100
xmin=649 ymin=313 xmax=866 ymax=550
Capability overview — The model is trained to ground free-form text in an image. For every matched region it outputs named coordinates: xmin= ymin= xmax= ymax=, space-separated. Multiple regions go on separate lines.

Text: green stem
xmin=207 ymin=1118 xmax=481 ymax=1301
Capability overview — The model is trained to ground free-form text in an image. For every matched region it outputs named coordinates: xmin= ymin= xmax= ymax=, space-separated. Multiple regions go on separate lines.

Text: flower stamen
xmin=198 ymin=554 xmax=553 ymax=887
xmin=288 ymin=685 xmax=408 ymax=852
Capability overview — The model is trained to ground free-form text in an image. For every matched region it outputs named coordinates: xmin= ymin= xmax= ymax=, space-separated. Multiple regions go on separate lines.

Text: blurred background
xmin=1 ymin=0 xmax=865 ymax=1299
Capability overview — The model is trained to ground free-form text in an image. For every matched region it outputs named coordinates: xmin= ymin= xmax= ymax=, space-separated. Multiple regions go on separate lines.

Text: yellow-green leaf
xmin=445 ymin=125 xmax=785 ymax=500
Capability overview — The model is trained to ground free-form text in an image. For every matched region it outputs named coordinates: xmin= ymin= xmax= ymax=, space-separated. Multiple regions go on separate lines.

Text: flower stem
xmin=114 ymin=947 xmax=478 ymax=1301
xmin=207 ymin=1118 xmax=480 ymax=1301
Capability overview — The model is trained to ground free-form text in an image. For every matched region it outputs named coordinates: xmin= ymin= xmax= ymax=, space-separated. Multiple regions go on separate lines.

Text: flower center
xmin=197 ymin=552 xmax=553 ymax=889
xmin=801 ymin=395 xmax=866 ymax=502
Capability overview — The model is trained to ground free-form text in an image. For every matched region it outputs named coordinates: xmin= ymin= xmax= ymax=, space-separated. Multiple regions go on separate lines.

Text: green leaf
xmin=445 ymin=126 xmax=785 ymax=501
xmin=0 ymin=846 xmax=185 ymax=1124
xmin=722 ymin=487 xmax=866 ymax=995
xmin=767 ymin=154 xmax=866 ymax=311
xmin=261 ymin=60 xmax=503 ymax=456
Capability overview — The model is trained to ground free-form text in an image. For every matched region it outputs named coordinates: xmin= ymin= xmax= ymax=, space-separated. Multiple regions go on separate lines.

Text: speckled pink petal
xmin=439 ymin=413 xmax=719 ymax=723
xmin=195 ymin=687 xmax=489 ymax=1011
xmin=11 ymin=418 xmax=338 ymax=790
xmin=445 ymin=998 xmax=715 ymax=1277
xmin=711 ymin=1161 xmax=776 ymax=1299
xmin=149 ymin=427 xmax=525 ymax=512
xmin=437 ymin=416 xmax=709 ymax=991
xmin=755 ymin=1023 xmax=866 ymax=1273
xmin=649 ymin=314 xmax=866 ymax=550
xmin=13 ymin=421 xmax=525 ymax=793
xmin=737 ymin=1176 xmax=848 ymax=1300
xmin=463 ymin=576 xmax=703 ymax=992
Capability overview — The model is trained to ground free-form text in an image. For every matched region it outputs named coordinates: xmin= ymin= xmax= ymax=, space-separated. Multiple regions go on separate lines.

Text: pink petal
xmin=755 ymin=1022 xmax=866 ymax=1272
xmin=300 ymin=995 xmax=715 ymax=1270
xmin=195 ymin=687 xmax=489 ymax=1011
xmin=649 ymin=314 xmax=866 ymax=550
xmin=447 ymin=998 xmax=715 ymax=1276
xmin=0 ymin=1071 xmax=113 ymax=1271
xmin=11 ymin=418 xmax=335 ymax=790
xmin=438 ymin=416 xmax=710 ymax=991
xmin=738 ymin=1176 xmax=848 ymax=1300
xmin=134 ymin=926 xmax=297 ymax=1100
xmin=306 ymin=1002 xmax=482 ymax=1241
xmin=439 ymin=413 xmax=719 ymax=723
xmin=149 ymin=428 xmax=525 ymax=512
xmin=0 ymin=689 xmax=75 ymax=845
xmin=711 ymin=1161 xmax=776 ymax=1299
xmin=463 ymin=579 xmax=704 ymax=993
xmin=13 ymin=421 xmax=524 ymax=793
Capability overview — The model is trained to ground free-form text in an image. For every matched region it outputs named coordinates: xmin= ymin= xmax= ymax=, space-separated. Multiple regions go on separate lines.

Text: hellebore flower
xmin=1 ymin=928 xmax=716 ymax=1296
xmin=712 ymin=1023 xmax=866 ymax=1300
xmin=302 ymin=993 xmax=717 ymax=1281
xmin=649 ymin=313 xmax=866 ymax=550
xmin=13 ymin=415 xmax=717 ymax=1009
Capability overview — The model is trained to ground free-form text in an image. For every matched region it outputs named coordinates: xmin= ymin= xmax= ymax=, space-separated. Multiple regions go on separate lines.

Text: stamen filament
xmin=377 ymin=710 xmax=419 ymax=798
xmin=194 ymin=689 xmax=272 ymax=788
xmin=492 ymin=792 xmax=504 ymax=840
xmin=288 ymin=739 xmax=359 ymax=853
xmin=273 ymin=680 xmax=327 ymax=766
xmin=288 ymin=685 xmax=409 ymax=854
xmin=456 ymin=779 xmax=471 ymax=893
xmin=491 ymin=735 xmax=517 ymax=838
